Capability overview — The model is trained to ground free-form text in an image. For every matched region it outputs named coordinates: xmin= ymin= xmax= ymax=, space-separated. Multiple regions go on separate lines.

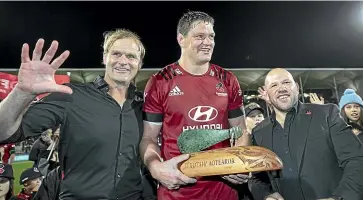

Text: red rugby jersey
xmin=143 ymin=62 xmax=243 ymax=200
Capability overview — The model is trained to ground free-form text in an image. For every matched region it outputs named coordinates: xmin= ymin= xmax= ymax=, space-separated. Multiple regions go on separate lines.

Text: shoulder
xmin=152 ymin=63 xmax=183 ymax=82
xmin=210 ymin=64 xmax=238 ymax=87
xmin=300 ymin=103 xmax=336 ymax=115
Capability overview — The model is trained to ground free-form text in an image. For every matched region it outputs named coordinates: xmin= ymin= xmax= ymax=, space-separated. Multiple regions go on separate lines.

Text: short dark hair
xmin=177 ymin=11 xmax=215 ymax=36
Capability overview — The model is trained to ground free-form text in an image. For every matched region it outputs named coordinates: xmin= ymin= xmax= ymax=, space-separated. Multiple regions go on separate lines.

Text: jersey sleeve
xmin=143 ymin=75 xmax=164 ymax=123
xmin=0 ymin=90 xmax=71 ymax=145
xmin=227 ymin=73 xmax=244 ymax=119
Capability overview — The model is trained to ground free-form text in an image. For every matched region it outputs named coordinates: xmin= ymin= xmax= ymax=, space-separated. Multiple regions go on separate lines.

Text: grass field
xmin=12 ymin=161 xmax=33 ymax=194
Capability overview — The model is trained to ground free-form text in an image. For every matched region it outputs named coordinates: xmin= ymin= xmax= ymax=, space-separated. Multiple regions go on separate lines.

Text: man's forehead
xmin=110 ymin=39 xmax=140 ymax=53
xmin=265 ymin=72 xmax=294 ymax=85
xmin=189 ymin=21 xmax=214 ymax=33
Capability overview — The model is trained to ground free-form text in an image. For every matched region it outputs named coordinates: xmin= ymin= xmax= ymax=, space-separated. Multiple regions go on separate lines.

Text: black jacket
xmin=29 ymin=139 xmax=49 ymax=167
xmin=249 ymin=103 xmax=363 ymax=200
xmin=34 ymin=167 xmax=61 ymax=200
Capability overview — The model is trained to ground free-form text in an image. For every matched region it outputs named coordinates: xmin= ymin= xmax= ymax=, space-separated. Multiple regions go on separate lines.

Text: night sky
xmin=1 ymin=1 xmax=363 ymax=69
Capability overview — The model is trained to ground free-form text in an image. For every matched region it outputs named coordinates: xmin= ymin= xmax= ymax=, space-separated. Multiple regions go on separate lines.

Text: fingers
xmin=222 ymin=176 xmax=242 ymax=184
xmin=21 ymin=43 xmax=31 ymax=63
xmin=43 ymin=84 xmax=73 ymax=94
xmin=177 ymin=171 xmax=197 ymax=184
xmin=42 ymin=41 xmax=59 ymax=64
xmin=309 ymin=93 xmax=317 ymax=102
xmin=236 ymin=172 xmax=252 ymax=179
xmin=32 ymin=38 xmax=45 ymax=61
xmin=265 ymin=197 xmax=277 ymax=200
xmin=55 ymin=84 xmax=73 ymax=94
xmin=222 ymin=174 xmax=249 ymax=184
xmin=171 ymin=154 xmax=190 ymax=165
xmin=50 ymin=50 xmax=70 ymax=70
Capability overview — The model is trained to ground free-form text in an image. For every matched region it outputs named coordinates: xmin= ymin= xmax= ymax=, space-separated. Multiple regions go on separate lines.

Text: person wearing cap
xmin=339 ymin=89 xmax=363 ymax=127
xmin=338 ymin=89 xmax=363 ymax=142
xmin=0 ymin=164 xmax=15 ymax=200
xmin=14 ymin=167 xmax=43 ymax=200
xmin=244 ymin=102 xmax=265 ymax=133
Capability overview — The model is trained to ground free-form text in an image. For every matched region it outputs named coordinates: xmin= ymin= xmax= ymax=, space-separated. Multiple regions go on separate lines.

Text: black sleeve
xmin=328 ymin=104 xmax=363 ymax=200
xmin=28 ymin=141 xmax=40 ymax=162
xmin=36 ymin=167 xmax=60 ymax=200
xmin=0 ymin=91 xmax=72 ymax=145
xmin=248 ymin=133 xmax=274 ymax=200
xmin=141 ymin=165 xmax=157 ymax=200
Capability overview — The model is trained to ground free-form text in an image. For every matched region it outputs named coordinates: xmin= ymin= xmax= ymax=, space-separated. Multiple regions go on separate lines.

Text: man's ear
xmin=295 ymin=81 xmax=300 ymax=91
xmin=102 ymin=53 xmax=107 ymax=66
xmin=177 ymin=33 xmax=185 ymax=48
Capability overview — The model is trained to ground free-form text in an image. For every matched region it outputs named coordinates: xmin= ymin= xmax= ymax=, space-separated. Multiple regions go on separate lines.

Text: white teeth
xmin=278 ymin=95 xmax=289 ymax=99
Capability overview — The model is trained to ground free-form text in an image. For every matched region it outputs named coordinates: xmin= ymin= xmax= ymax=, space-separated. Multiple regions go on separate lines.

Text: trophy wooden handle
xmin=178 ymin=146 xmax=283 ymax=177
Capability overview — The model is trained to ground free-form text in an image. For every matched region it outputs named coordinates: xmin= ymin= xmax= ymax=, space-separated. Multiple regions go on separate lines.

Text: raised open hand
xmin=16 ymin=39 xmax=72 ymax=95
xmin=257 ymin=86 xmax=271 ymax=105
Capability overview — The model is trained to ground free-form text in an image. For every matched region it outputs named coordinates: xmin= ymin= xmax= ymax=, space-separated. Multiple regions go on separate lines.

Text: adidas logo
xmin=169 ymin=86 xmax=184 ymax=96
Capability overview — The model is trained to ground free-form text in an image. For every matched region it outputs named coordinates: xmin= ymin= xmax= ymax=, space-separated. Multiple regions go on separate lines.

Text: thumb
xmin=172 ymin=154 xmax=190 ymax=165
xmin=54 ymin=85 xmax=73 ymax=94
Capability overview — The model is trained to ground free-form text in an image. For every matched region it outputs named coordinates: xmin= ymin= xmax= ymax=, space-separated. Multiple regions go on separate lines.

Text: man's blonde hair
xmin=102 ymin=29 xmax=146 ymax=60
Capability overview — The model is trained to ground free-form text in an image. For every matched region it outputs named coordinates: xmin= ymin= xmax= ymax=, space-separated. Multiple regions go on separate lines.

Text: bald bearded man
xmin=248 ymin=68 xmax=363 ymax=200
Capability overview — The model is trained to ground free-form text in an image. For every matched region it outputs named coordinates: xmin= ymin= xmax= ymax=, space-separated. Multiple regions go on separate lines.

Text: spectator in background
xmin=35 ymin=166 xmax=61 ymax=200
xmin=0 ymin=164 xmax=15 ymax=200
xmin=14 ymin=167 xmax=43 ymax=200
xmin=0 ymin=143 xmax=15 ymax=164
xmin=339 ymin=89 xmax=363 ymax=139
xmin=29 ymin=130 xmax=52 ymax=167
xmin=339 ymin=89 xmax=363 ymax=126
xmin=245 ymin=102 xmax=265 ymax=133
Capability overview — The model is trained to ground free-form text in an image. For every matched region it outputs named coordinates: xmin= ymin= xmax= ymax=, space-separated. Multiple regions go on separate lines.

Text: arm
xmin=227 ymin=74 xmax=251 ymax=146
xmin=0 ymin=91 xmax=70 ymax=145
xmin=0 ymin=86 xmax=37 ymax=141
xmin=139 ymin=75 xmax=164 ymax=171
xmin=140 ymin=121 xmax=163 ymax=174
xmin=0 ymin=39 xmax=71 ymax=144
xmin=28 ymin=140 xmax=40 ymax=162
xmin=328 ymin=104 xmax=363 ymax=200
xmin=140 ymin=76 xmax=196 ymax=189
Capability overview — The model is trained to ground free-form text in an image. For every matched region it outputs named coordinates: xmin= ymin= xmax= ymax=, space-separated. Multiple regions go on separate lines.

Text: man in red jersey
xmin=0 ymin=143 xmax=15 ymax=164
xmin=140 ymin=11 xmax=252 ymax=200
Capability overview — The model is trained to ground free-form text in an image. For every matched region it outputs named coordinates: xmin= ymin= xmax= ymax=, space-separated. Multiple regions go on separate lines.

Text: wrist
xmin=12 ymin=85 xmax=37 ymax=100
xmin=146 ymin=157 xmax=163 ymax=178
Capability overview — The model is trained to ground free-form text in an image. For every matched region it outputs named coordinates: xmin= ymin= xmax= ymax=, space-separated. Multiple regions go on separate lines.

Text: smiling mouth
xmin=199 ymin=48 xmax=211 ymax=53
xmin=114 ymin=67 xmax=130 ymax=73
xmin=277 ymin=94 xmax=290 ymax=100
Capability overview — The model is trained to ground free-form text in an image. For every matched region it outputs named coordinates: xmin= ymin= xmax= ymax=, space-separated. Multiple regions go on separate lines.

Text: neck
xmin=104 ymin=75 xmax=129 ymax=104
xmin=350 ymin=119 xmax=361 ymax=126
xmin=274 ymin=108 xmax=288 ymax=126
xmin=0 ymin=195 xmax=5 ymax=200
xmin=178 ymin=54 xmax=209 ymax=75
